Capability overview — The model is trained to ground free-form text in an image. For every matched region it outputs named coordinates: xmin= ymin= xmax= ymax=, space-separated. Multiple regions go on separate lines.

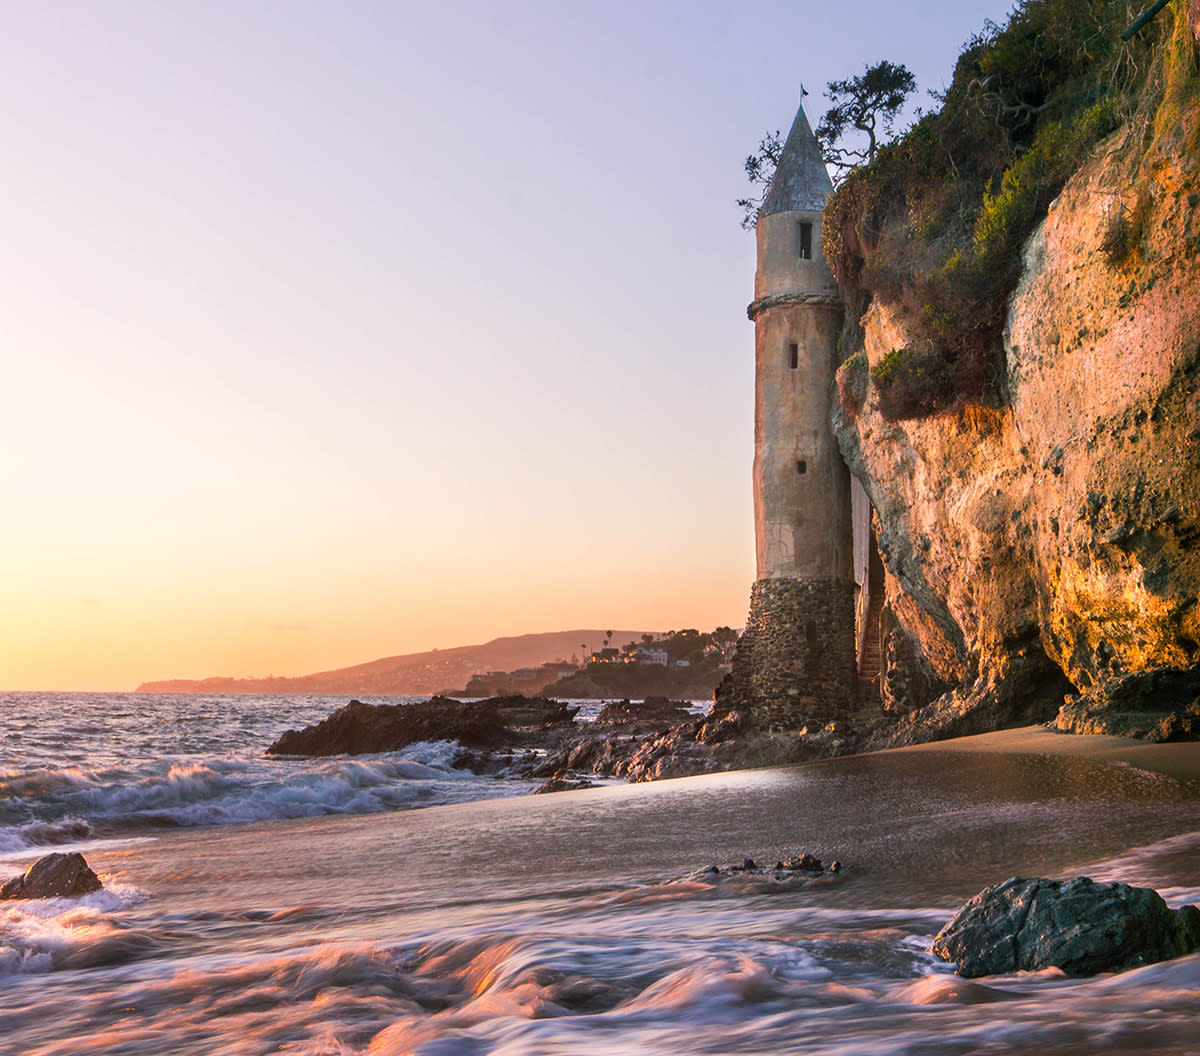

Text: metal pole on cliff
xmin=1123 ymin=0 xmax=1171 ymax=40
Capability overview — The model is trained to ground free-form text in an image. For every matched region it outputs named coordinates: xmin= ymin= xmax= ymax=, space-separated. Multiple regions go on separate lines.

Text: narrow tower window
xmin=798 ymin=221 xmax=813 ymax=260
xmin=797 ymin=460 xmax=807 ymax=475
xmin=788 ymin=342 xmax=799 ymax=370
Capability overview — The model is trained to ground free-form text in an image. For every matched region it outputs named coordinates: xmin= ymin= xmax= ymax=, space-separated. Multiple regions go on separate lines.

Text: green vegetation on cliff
xmin=825 ymin=0 xmax=1196 ymax=419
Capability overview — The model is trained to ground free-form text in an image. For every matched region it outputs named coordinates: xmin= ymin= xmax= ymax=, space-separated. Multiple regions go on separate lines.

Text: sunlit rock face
xmin=1005 ymin=122 xmax=1200 ymax=693
xmin=836 ymin=70 xmax=1200 ymax=745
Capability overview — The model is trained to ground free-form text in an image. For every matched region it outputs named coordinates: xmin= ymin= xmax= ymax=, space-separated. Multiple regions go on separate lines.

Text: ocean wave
xmin=1070 ymin=829 xmax=1200 ymax=907
xmin=0 ymin=741 xmax=524 ymax=833
xmin=0 ymin=816 xmax=94 ymax=853
xmin=0 ymin=880 xmax=148 ymax=976
xmin=3 ymin=880 xmax=1198 ymax=1054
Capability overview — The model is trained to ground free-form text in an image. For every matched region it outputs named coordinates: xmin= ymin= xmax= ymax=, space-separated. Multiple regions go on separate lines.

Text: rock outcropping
xmin=1052 ymin=662 xmax=1200 ymax=740
xmin=835 ymin=26 xmax=1200 ymax=747
xmin=266 ymin=696 xmax=575 ymax=757
xmin=1 ymin=853 xmax=103 ymax=901
xmin=932 ymin=876 xmax=1200 ymax=977
xmin=266 ymin=695 xmax=830 ymax=784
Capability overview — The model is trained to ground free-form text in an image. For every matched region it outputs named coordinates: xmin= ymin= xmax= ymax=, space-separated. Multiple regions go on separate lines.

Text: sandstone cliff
xmin=834 ymin=8 xmax=1200 ymax=745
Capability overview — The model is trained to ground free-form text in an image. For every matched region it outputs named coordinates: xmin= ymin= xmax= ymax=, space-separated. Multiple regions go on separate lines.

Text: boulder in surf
xmin=0 ymin=852 xmax=103 ymax=901
xmin=932 ymin=875 xmax=1200 ymax=977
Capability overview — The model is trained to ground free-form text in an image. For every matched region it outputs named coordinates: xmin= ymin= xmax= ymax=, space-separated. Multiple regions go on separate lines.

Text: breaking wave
xmin=0 ymin=880 xmax=148 ymax=977
xmin=0 ymin=816 xmax=95 ymax=854
xmin=1 ymin=740 xmax=524 ymax=838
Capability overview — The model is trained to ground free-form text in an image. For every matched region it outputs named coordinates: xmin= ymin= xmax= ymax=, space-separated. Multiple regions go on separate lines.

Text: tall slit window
xmin=798 ymin=221 xmax=813 ymax=260
xmin=788 ymin=342 xmax=799 ymax=370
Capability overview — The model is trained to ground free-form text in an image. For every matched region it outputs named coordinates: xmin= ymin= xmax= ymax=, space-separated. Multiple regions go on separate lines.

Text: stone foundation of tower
xmin=717 ymin=577 xmax=857 ymax=729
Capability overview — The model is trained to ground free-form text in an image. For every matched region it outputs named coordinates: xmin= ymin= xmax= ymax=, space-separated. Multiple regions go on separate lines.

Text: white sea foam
xmin=1 ymin=736 xmax=517 ymax=835
xmin=0 ymin=815 xmax=94 ymax=853
xmin=0 ymin=879 xmax=148 ymax=976
xmin=9 ymin=914 xmax=1191 ymax=1055
xmin=1 ymin=692 xmax=1197 ymax=1056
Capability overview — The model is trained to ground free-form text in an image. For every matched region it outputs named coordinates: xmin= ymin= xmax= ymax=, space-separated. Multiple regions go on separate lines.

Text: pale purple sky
xmin=1 ymin=0 xmax=1017 ymax=689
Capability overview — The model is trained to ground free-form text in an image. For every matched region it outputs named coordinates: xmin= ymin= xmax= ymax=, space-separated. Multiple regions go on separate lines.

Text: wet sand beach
xmin=3 ymin=694 xmax=1199 ymax=1054
xmin=884 ymin=725 xmax=1200 ymax=785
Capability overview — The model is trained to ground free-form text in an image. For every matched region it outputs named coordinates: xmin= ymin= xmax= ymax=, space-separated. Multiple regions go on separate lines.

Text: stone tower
xmin=721 ymin=100 xmax=856 ymax=728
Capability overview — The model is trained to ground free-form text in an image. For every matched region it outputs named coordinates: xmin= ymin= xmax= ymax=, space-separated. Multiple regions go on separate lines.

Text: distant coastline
xmin=136 ymin=629 xmax=656 ymax=697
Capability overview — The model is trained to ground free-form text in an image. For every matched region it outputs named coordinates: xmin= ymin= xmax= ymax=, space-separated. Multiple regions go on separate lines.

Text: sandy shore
xmin=882 ymin=725 xmax=1200 ymax=785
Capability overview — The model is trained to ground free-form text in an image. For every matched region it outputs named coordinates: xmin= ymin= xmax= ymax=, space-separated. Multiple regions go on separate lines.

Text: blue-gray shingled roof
xmin=760 ymin=103 xmax=832 ymax=218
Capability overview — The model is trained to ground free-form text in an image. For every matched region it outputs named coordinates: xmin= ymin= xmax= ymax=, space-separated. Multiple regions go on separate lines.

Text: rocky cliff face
xmin=835 ymin=28 xmax=1200 ymax=745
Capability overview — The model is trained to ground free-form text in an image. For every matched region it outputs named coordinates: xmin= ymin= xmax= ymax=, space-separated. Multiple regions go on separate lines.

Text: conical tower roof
xmin=760 ymin=101 xmax=832 ymax=218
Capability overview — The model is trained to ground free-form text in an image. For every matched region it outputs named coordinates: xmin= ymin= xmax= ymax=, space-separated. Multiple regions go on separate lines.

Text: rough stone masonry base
xmin=719 ymin=577 xmax=858 ymax=729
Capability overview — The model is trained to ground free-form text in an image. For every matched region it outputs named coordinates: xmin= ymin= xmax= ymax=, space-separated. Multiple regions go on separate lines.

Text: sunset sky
xmin=2 ymin=0 xmax=1017 ymax=690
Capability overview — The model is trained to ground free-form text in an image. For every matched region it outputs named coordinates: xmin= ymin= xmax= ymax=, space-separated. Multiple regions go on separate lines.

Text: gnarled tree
xmin=815 ymin=60 xmax=917 ymax=178
xmin=738 ymin=61 xmax=916 ymax=227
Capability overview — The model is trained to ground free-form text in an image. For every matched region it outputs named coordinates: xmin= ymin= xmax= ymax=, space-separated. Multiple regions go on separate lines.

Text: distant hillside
xmin=136 ymin=630 xmax=653 ymax=696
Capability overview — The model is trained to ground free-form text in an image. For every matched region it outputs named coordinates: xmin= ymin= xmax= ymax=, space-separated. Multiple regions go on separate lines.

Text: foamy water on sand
xmin=2 ymin=693 xmax=1199 ymax=1054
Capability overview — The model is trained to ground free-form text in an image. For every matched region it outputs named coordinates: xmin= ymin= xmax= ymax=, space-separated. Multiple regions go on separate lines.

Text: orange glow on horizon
xmin=0 ymin=0 xmax=1015 ymax=693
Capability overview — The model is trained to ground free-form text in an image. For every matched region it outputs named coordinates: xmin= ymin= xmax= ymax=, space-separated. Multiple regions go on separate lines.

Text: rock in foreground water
xmin=932 ymin=876 xmax=1200 ymax=977
xmin=0 ymin=852 xmax=103 ymax=900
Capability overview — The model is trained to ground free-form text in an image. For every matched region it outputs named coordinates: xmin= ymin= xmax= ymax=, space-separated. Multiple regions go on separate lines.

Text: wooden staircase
xmin=859 ymin=593 xmax=885 ymax=677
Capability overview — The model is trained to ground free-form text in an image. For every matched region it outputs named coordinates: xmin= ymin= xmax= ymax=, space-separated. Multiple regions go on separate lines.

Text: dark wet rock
xmin=528 ymin=702 xmax=711 ymax=783
xmin=932 ymin=876 xmax=1200 ymax=977
xmin=781 ymin=853 xmax=824 ymax=873
xmin=715 ymin=853 xmax=842 ymax=879
xmin=269 ymin=691 xmax=828 ymax=783
xmin=265 ymin=695 xmax=574 ymax=757
xmin=1 ymin=852 xmax=103 ymax=901
xmin=796 ymin=719 xmax=862 ymax=756
xmin=695 ymin=709 xmax=744 ymax=744
xmin=532 ymin=774 xmax=596 ymax=795
xmin=489 ymin=696 xmax=579 ymax=728
xmin=267 ymin=697 xmax=509 ymax=756
xmin=1052 ymin=663 xmax=1200 ymax=741
xmin=593 ymin=697 xmax=692 ymax=726
xmin=620 ymin=722 xmax=715 ymax=781
xmin=447 ymin=748 xmax=492 ymax=774
xmin=770 ymin=853 xmax=842 ymax=877
xmin=545 ymin=974 xmax=635 ymax=1014
xmin=530 ymin=732 xmax=633 ymax=779
xmin=618 ymin=720 xmax=827 ymax=783
xmin=867 ymin=644 xmax=1074 ymax=751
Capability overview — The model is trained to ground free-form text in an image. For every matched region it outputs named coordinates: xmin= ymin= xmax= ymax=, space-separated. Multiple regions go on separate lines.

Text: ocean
xmin=2 ymin=692 xmax=1199 ymax=1055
